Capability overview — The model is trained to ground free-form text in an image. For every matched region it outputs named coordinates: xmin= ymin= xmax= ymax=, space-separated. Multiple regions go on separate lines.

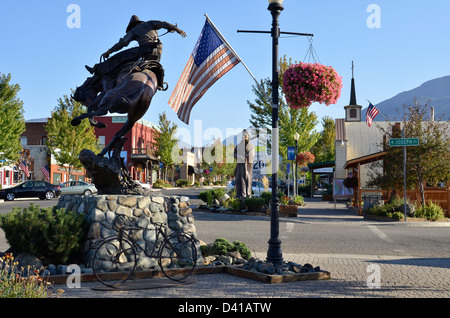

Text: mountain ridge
xmin=365 ymin=75 xmax=450 ymax=121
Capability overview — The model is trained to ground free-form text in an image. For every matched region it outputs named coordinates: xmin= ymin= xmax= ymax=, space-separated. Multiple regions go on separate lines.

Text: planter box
xmin=266 ymin=205 xmax=298 ymax=217
xmin=279 ymin=205 xmax=298 ymax=217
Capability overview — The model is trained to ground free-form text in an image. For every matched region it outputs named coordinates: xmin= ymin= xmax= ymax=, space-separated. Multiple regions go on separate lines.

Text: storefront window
xmin=53 ymin=173 xmax=62 ymax=184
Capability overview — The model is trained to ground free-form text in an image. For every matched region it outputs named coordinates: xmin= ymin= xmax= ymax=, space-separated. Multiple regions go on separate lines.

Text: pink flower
xmin=283 ymin=62 xmax=342 ymax=109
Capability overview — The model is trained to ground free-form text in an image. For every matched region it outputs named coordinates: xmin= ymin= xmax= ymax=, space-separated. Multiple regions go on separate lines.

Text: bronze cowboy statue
xmin=71 ymin=15 xmax=186 ymax=194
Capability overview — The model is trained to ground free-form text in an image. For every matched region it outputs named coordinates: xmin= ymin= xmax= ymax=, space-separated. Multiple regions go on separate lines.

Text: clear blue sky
xmin=1 ymin=1 xmax=449 ymax=147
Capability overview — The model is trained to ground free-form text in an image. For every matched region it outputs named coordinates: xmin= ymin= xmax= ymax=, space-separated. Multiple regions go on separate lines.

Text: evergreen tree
xmin=0 ymin=73 xmax=25 ymax=166
xmin=45 ymin=94 xmax=100 ymax=178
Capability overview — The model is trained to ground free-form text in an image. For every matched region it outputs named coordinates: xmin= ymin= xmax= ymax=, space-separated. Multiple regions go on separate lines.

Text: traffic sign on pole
xmin=389 ymin=138 xmax=419 ymax=147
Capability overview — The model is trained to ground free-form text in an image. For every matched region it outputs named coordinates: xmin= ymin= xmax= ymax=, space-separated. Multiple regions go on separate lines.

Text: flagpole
xmin=205 ymin=14 xmax=257 ymax=82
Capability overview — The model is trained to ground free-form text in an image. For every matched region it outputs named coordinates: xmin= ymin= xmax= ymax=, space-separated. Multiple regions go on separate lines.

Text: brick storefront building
xmin=93 ymin=116 xmax=160 ymax=184
xmin=18 ymin=116 xmax=160 ymax=186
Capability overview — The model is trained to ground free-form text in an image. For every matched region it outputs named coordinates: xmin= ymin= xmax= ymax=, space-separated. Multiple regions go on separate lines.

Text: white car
xmin=135 ymin=180 xmax=151 ymax=189
xmin=60 ymin=181 xmax=97 ymax=195
xmin=227 ymin=180 xmax=271 ymax=197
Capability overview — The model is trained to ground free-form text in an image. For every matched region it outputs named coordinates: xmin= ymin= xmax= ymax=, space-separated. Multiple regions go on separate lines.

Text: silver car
xmin=60 ymin=181 xmax=97 ymax=195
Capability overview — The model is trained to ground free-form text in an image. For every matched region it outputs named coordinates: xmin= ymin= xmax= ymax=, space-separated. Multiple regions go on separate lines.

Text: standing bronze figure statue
xmin=71 ymin=15 xmax=186 ymax=194
xmin=234 ymin=130 xmax=255 ymax=200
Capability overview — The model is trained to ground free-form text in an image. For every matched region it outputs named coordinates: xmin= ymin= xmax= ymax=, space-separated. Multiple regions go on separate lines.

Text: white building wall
xmin=339 ymin=121 xmax=393 ymax=187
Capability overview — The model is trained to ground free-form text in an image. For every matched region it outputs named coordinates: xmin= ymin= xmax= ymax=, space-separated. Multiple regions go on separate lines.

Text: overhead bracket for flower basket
xmin=237 ymin=30 xmax=314 ymax=38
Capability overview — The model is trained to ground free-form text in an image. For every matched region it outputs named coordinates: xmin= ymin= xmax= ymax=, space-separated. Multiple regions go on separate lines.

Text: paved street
xmin=58 ymin=192 xmax=449 ymax=299
xmin=1 ymin=189 xmax=449 ymax=300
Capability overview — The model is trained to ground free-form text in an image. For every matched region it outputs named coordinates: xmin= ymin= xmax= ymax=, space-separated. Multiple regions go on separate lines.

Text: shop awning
xmin=344 ymin=151 xmax=387 ymax=170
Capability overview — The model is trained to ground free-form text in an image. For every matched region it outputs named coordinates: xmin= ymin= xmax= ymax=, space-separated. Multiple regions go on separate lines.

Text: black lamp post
xmin=266 ymin=0 xmax=284 ymax=265
xmin=237 ymin=0 xmax=313 ymax=266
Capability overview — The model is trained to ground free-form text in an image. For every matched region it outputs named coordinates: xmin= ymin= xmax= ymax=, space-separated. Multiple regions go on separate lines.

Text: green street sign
xmin=389 ymin=138 xmax=419 ymax=147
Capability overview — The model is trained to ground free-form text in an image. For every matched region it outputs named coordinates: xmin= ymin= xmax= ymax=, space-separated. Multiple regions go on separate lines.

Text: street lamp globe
xmin=294 ymin=132 xmax=300 ymax=141
xmin=268 ymin=0 xmax=284 ymax=4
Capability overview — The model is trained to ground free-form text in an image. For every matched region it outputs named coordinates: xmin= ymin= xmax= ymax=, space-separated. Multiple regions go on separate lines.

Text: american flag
xmin=168 ymin=18 xmax=240 ymax=124
xmin=18 ymin=160 xmax=30 ymax=177
xmin=366 ymin=103 xmax=380 ymax=127
xmin=40 ymin=165 xmax=50 ymax=181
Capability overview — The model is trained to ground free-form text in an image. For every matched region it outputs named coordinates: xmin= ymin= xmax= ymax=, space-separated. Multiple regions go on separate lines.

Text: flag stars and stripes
xmin=168 ymin=19 xmax=240 ymax=125
xmin=366 ymin=102 xmax=380 ymax=127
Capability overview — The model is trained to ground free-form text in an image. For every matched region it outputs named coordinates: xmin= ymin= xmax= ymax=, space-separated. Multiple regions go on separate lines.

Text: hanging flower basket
xmin=296 ymin=151 xmax=315 ymax=167
xmin=343 ymin=176 xmax=358 ymax=189
xmin=283 ymin=62 xmax=343 ymax=109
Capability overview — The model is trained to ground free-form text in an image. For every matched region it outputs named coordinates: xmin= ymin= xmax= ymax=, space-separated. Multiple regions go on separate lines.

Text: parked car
xmin=135 ymin=180 xmax=151 ymax=189
xmin=227 ymin=180 xmax=271 ymax=197
xmin=60 ymin=181 xmax=98 ymax=195
xmin=0 ymin=181 xmax=61 ymax=201
xmin=267 ymin=176 xmax=290 ymax=194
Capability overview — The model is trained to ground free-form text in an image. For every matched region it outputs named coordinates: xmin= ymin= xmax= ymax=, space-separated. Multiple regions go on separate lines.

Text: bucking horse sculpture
xmin=71 ymin=15 xmax=186 ymax=194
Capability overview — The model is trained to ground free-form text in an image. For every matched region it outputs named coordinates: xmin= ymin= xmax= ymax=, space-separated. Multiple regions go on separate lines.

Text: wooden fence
xmin=356 ymin=183 xmax=449 ymax=217
xmin=381 ymin=184 xmax=449 ymax=217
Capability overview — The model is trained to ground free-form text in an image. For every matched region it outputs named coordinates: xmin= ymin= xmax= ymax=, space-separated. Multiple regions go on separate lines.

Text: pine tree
xmin=45 ymin=94 xmax=100 ymax=178
xmin=0 ymin=73 xmax=25 ymax=166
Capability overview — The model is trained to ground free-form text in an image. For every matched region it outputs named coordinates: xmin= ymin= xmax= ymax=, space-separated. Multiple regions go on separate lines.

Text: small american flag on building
xmin=40 ymin=165 xmax=50 ymax=181
xmin=168 ymin=17 xmax=241 ymax=124
xmin=18 ymin=160 xmax=30 ymax=178
xmin=366 ymin=103 xmax=380 ymax=127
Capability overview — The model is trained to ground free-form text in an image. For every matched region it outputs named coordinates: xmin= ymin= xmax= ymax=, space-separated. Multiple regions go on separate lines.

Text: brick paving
xmin=4 ymin=196 xmax=449 ymax=299
xmin=57 ymin=252 xmax=450 ymax=298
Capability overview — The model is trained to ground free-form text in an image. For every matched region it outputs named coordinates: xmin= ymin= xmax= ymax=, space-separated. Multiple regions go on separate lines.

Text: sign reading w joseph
xmin=389 ymin=138 xmax=420 ymax=147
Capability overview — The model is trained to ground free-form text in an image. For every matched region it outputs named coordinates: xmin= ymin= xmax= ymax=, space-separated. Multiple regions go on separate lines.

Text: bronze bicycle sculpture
xmin=92 ymin=215 xmax=199 ymax=288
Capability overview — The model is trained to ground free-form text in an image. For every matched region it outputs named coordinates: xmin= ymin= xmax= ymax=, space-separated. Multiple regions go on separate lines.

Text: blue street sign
xmin=287 ymin=147 xmax=296 ymax=161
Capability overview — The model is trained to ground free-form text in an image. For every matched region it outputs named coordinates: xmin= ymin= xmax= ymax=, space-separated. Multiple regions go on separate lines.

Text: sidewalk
xmin=57 ymin=252 xmax=450 ymax=298
xmin=56 ymin=198 xmax=450 ymax=299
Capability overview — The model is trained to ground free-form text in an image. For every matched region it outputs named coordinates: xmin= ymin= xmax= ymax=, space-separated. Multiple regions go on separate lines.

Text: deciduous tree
xmin=45 ymin=94 xmax=100 ymax=178
xmin=0 ymin=73 xmax=25 ymax=166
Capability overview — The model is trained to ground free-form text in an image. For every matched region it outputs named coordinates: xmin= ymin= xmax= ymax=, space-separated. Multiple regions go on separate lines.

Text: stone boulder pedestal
xmin=56 ymin=194 xmax=201 ymax=270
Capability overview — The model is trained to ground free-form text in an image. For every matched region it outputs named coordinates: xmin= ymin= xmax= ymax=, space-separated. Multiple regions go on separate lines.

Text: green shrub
xmin=244 ymin=197 xmax=266 ymax=212
xmin=293 ymin=195 xmax=304 ymax=205
xmin=211 ymin=188 xmax=226 ymax=200
xmin=153 ymin=179 xmax=171 ymax=188
xmin=297 ymin=184 xmax=311 ymax=197
xmin=260 ymin=192 xmax=272 ymax=206
xmin=0 ymin=204 xmax=87 ymax=264
xmin=415 ymin=201 xmax=445 ymax=221
xmin=193 ymin=181 xmax=201 ymax=187
xmin=175 ymin=179 xmax=191 ymax=187
xmin=198 ymin=188 xmax=227 ymax=207
xmin=210 ymin=238 xmax=233 ymax=255
xmin=228 ymin=198 xmax=241 ymax=210
xmin=231 ymin=241 xmax=252 ymax=260
xmin=208 ymin=238 xmax=252 ymax=260
xmin=389 ymin=211 xmax=404 ymax=220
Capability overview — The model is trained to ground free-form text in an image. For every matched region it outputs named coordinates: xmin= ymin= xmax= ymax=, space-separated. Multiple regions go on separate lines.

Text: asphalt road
xmin=1 ymin=187 xmax=449 ymax=259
